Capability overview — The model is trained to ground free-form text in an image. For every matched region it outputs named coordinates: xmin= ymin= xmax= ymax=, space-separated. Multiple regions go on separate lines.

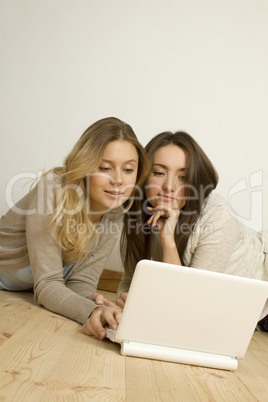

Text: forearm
xmin=34 ymin=280 xmax=98 ymax=324
xmin=161 ymin=239 xmax=182 ymax=266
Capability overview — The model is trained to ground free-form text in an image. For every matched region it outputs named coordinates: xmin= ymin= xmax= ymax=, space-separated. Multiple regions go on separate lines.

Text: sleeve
xmin=116 ymin=272 xmax=133 ymax=298
xmin=189 ymin=202 xmax=240 ymax=273
xmin=25 ymin=176 xmax=99 ymax=324
xmin=64 ymin=244 xmax=118 ymax=298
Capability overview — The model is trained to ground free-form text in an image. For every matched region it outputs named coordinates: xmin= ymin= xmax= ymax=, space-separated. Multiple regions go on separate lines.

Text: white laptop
xmin=106 ymin=259 xmax=268 ymax=371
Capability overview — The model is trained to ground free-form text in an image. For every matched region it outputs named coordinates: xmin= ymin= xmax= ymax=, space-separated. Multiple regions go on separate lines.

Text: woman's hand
xmin=147 ymin=205 xmax=180 ymax=242
xmin=116 ymin=292 xmax=128 ymax=309
xmin=82 ymin=305 xmax=122 ymax=340
xmin=147 ymin=204 xmax=182 ymax=265
xmin=87 ymin=292 xmax=117 ymax=308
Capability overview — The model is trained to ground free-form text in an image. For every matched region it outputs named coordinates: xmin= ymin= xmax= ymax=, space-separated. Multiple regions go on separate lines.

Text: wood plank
xmin=234 ymin=347 xmax=268 ymax=400
xmin=0 ymin=307 xmax=126 ymax=401
xmin=97 ymin=290 xmax=117 ymax=303
xmin=97 ymin=269 xmax=122 ymax=293
xmin=1 ymin=290 xmax=268 ymax=401
xmin=0 ymin=291 xmax=39 ymax=347
xmin=182 ymin=363 xmax=258 ymax=401
xmin=125 ymin=357 xmax=199 ymax=401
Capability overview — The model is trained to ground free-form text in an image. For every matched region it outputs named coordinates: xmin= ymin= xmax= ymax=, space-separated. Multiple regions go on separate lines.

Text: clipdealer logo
xmin=227 ymin=170 xmax=263 ymax=232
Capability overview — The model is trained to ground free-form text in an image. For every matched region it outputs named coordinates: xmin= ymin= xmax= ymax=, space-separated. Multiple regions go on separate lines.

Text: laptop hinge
xmin=121 ymin=341 xmax=238 ymax=371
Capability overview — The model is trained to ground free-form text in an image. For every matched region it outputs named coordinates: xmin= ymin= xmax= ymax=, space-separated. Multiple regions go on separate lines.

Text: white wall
xmin=1 ymin=0 xmax=268 ymax=242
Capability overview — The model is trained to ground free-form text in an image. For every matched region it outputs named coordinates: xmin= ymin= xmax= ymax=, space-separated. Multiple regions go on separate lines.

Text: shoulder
xmin=203 ymin=192 xmax=227 ymax=210
xmin=27 ymin=171 xmax=63 ymax=214
xmin=200 ymin=192 xmax=229 ymax=220
xmin=35 ymin=171 xmax=62 ymax=190
xmin=187 ymin=192 xmax=241 ymax=249
xmin=195 ymin=192 xmax=238 ymax=234
xmin=29 ymin=171 xmax=62 ymax=195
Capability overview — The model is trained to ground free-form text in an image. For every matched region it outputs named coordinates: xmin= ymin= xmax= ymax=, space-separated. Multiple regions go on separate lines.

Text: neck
xmin=89 ymin=214 xmax=103 ymax=224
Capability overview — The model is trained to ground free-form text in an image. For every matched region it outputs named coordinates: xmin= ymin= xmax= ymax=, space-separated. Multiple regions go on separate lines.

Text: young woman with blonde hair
xmin=0 ymin=117 xmax=150 ymax=339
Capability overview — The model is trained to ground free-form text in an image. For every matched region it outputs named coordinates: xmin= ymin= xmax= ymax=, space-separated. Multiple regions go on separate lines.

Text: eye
xmin=178 ymin=175 xmax=187 ymax=181
xmin=124 ymin=168 xmax=135 ymax=174
xmin=153 ymin=170 xmax=165 ymax=176
xmin=99 ymin=166 xmax=111 ymax=172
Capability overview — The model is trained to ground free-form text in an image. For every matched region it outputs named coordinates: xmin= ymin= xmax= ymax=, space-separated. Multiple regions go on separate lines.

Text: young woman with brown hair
xmin=117 ymin=131 xmax=268 ymax=329
xmin=0 ymin=117 xmax=151 ymax=339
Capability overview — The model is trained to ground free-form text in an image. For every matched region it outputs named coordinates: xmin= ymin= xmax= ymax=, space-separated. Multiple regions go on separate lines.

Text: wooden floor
xmin=0 ymin=290 xmax=268 ymax=401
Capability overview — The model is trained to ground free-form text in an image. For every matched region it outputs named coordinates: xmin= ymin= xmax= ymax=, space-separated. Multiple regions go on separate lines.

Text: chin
xmin=108 ymin=201 xmax=125 ymax=211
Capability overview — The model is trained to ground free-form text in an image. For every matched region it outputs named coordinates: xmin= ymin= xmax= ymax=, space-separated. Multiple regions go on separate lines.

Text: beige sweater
xmin=118 ymin=193 xmax=268 ymax=305
xmin=0 ymin=174 xmax=123 ymax=324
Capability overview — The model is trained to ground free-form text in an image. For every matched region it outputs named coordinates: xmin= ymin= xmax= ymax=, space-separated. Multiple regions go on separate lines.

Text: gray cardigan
xmin=0 ymin=174 xmax=123 ymax=324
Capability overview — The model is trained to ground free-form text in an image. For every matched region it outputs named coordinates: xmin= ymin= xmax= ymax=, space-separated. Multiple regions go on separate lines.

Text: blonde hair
xmin=45 ymin=117 xmax=150 ymax=264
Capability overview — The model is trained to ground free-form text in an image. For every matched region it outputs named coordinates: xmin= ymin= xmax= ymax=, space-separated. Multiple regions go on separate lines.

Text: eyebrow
xmin=152 ymin=163 xmax=188 ymax=172
xmin=102 ymin=159 xmax=138 ymax=164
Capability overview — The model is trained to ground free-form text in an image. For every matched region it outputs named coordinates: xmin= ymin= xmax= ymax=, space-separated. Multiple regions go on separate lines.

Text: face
xmin=145 ymin=144 xmax=188 ymax=210
xmin=88 ymin=140 xmax=138 ymax=217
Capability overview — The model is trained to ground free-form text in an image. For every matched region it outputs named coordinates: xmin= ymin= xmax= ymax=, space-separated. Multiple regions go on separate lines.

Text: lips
xmin=159 ymin=194 xmax=176 ymax=201
xmin=105 ymin=190 xmax=124 ymax=197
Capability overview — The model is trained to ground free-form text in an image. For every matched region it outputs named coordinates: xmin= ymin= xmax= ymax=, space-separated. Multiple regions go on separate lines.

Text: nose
xmin=110 ymin=169 xmax=123 ymax=186
xmin=163 ymin=173 xmax=176 ymax=192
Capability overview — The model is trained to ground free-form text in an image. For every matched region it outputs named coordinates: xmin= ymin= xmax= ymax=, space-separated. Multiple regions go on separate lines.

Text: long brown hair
xmin=121 ymin=130 xmax=218 ymax=272
xmin=46 ymin=117 xmax=150 ymax=263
